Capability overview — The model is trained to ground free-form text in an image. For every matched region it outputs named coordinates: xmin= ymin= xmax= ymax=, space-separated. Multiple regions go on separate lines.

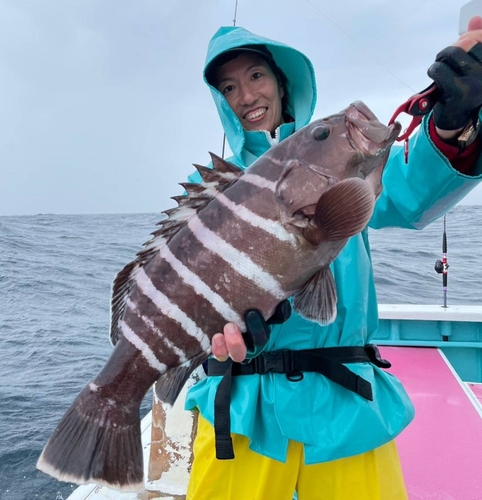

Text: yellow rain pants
xmin=187 ymin=414 xmax=408 ymax=500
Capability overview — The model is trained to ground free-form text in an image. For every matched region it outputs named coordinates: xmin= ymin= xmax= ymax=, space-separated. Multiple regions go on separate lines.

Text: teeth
xmin=245 ymin=108 xmax=266 ymax=120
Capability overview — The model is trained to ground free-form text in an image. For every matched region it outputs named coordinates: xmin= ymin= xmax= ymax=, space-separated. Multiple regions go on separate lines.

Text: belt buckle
xmin=253 ymin=351 xmax=284 ymax=374
xmin=365 ymin=344 xmax=392 ymax=369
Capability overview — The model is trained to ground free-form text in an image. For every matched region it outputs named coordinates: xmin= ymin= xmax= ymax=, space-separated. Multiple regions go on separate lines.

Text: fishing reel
xmin=434 ymin=259 xmax=449 ymax=274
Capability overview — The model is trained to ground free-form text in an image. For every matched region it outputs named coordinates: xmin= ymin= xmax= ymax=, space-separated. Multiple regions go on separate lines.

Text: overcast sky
xmin=0 ymin=0 xmax=480 ymax=216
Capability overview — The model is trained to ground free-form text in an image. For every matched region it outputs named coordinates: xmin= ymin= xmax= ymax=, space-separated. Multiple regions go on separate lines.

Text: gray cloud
xmin=0 ymin=0 xmax=479 ymax=216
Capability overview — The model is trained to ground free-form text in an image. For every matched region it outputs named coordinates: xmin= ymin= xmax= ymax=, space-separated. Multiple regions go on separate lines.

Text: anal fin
xmin=155 ymin=352 xmax=208 ymax=406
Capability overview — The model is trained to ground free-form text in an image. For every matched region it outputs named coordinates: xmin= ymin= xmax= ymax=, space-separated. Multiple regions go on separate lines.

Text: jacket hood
xmin=204 ymin=26 xmax=317 ymax=159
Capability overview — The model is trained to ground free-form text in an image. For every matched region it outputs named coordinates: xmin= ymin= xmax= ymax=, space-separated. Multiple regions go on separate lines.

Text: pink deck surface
xmin=380 ymin=347 xmax=482 ymax=500
xmin=468 ymin=383 xmax=482 ymax=405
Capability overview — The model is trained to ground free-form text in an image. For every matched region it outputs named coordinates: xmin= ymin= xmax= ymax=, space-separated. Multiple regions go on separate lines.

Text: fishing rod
xmin=221 ymin=0 xmax=239 ymax=159
xmin=434 ymin=215 xmax=449 ymax=308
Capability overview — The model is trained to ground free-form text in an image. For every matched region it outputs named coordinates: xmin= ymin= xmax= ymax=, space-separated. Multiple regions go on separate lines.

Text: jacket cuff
xmin=428 ymin=117 xmax=481 ymax=175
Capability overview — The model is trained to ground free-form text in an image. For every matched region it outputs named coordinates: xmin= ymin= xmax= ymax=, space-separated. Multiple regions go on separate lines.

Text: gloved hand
xmin=427 ymin=43 xmax=482 ymax=130
xmin=242 ymin=299 xmax=292 ymax=351
xmin=210 ymin=300 xmax=292 ymax=363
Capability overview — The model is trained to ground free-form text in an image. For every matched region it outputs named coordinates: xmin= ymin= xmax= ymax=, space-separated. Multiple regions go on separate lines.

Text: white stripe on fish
xmin=241 ymin=173 xmax=277 ymax=192
xmin=187 ymin=215 xmax=286 ymax=300
xmin=126 ymin=299 xmax=188 ymax=363
xmin=136 ymin=267 xmax=211 ymax=351
xmin=160 ymin=244 xmax=245 ymax=326
xmin=216 ymin=192 xmax=297 ymax=245
xmin=120 ymin=321 xmax=167 ymax=373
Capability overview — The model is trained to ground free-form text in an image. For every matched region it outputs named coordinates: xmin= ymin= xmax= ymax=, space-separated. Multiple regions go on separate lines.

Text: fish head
xmin=273 ymin=101 xmax=402 ymax=220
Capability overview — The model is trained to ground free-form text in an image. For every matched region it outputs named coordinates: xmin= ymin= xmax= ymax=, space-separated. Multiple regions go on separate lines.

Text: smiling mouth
xmin=244 ymin=107 xmax=267 ymax=121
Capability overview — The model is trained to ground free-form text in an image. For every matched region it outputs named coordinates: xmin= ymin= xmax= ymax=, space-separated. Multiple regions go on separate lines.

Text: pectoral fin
xmin=292 ymin=268 xmax=337 ymax=325
xmin=303 ymin=177 xmax=375 ymax=245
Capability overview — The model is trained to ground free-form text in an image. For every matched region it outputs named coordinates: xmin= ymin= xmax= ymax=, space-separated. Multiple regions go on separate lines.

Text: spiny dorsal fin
xmin=209 ymin=152 xmax=245 ymax=174
xmin=193 ymin=164 xmax=218 ymax=183
xmin=109 ymin=154 xmax=243 ymax=345
xmin=170 ymin=195 xmax=211 ymax=210
xmin=179 ymin=182 xmax=208 ymax=196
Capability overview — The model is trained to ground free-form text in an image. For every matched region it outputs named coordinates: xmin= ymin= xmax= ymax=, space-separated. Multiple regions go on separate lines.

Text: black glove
xmin=242 ymin=300 xmax=292 ymax=351
xmin=427 ymin=43 xmax=482 ymax=130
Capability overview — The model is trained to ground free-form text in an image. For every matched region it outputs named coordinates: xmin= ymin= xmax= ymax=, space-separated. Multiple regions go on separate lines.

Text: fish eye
xmin=312 ymin=126 xmax=330 ymax=141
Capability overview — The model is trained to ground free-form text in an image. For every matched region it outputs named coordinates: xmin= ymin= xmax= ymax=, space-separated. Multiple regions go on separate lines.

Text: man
xmin=185 ymin=20 xmax=482 ymax=500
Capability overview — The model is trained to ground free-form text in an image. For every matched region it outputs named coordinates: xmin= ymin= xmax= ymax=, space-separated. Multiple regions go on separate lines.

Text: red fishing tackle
xmin=389 ymin=83 xmax=440 ymax=163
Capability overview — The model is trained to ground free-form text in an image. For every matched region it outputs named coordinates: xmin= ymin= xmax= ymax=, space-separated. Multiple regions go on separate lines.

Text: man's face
xmin=215 ymin=53 xmax=285 ymax=135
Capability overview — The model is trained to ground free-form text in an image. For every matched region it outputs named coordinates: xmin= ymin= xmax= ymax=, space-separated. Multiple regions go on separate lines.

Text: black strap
xmin=213 ymin=359 xmax=235 ymax=459
xmin=209 ymin=345 xmax=390 ymax=377
xmin=208 ymin=344 xmax=391 ymax=460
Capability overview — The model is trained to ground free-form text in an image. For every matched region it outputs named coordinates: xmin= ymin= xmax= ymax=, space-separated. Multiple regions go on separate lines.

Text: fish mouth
xmin=345 ymin=101 xmax=402 ymax=156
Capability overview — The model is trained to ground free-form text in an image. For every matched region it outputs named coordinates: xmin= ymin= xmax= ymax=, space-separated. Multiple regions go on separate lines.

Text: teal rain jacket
xmin=185 ymin=26 xmax=482 ymax=464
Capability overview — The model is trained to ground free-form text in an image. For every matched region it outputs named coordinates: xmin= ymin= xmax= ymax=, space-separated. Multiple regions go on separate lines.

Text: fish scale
xmin=37 ymin=101 xmax=401 ymax=492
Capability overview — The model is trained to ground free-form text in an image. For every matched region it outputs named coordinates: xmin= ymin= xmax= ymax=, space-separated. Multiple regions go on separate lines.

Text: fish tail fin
xmin=36 ymin=385 xmax=144 ymax=492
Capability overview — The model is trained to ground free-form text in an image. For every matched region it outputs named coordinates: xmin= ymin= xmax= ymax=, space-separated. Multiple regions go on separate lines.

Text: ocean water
xmin=0 ymin=206 xmax=481 ymax=500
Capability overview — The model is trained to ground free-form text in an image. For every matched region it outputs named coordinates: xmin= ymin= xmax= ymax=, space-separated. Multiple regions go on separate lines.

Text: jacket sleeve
xmin=369 ymin=113 xmax=482 ymax=230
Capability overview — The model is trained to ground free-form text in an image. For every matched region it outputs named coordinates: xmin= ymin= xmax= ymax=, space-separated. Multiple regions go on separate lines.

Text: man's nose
xmin=238 ymin=83 xmax=257 ymax=105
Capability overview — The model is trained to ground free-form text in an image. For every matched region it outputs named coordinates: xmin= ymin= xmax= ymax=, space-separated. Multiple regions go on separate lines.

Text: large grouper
xmin=37 ymin=101 xmax=401 ymax=491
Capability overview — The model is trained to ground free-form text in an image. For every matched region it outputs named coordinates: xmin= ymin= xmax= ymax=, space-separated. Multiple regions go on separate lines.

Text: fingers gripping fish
xmin=37 ymin=101 xmax=401 ymax=491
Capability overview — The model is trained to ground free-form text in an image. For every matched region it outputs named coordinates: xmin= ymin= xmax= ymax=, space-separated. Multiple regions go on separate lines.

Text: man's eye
xmin=222 ymin=84 xmax=235 ymax=95
xmin=252 ymin=72 xmax=262 ymax=80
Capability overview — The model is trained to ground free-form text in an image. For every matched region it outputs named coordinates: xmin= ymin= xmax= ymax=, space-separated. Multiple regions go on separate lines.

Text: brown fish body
xmin=37 ymin=101 xmax=401 ymax=491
